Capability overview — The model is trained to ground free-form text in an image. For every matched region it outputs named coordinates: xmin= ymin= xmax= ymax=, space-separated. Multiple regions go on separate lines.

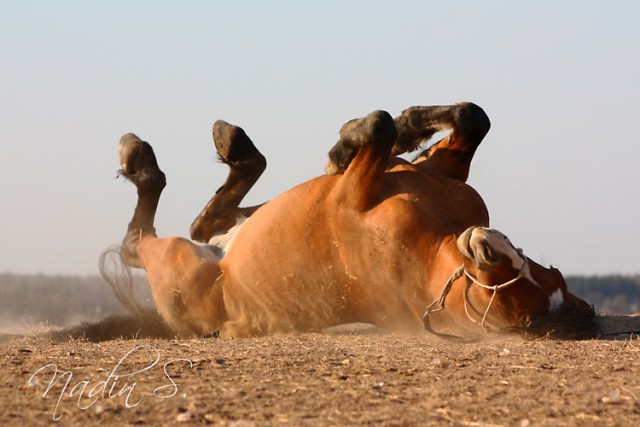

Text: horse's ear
xmin=551 ymin=266 xmax=566 ymax=282
xmin=546 ymin=266 xmax=567 ymax=291
xmin=457 ymin=227 xmax=475 ymax=260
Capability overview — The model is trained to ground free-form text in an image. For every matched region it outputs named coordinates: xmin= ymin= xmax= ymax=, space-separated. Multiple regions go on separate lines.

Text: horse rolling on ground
xmin=111 ymin=102 xmax=594 ymax=339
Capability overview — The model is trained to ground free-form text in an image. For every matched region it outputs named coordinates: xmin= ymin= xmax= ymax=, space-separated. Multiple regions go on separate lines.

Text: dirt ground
xmin=2 ymin=318 xmax=640 ymax=426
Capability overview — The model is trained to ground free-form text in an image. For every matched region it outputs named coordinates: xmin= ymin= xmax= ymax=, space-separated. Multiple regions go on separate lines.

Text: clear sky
xmin=1 ymin=1 xmax=638 ymax=276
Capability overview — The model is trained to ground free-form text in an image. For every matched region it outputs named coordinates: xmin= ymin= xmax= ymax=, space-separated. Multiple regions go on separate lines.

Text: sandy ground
xmin=2 ymin=316 xmax=640 ymax=426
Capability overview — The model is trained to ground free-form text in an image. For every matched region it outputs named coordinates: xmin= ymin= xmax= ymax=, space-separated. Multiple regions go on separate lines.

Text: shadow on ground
xmin=2 ymin=308 xmax=640 ymax=344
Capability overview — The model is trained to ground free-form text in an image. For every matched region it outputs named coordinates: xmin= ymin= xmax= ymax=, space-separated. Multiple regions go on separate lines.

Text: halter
xmin=423 ymin=250 xmax=529 ymax=334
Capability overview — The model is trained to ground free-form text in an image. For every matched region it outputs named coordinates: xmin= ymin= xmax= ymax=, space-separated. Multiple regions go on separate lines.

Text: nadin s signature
xmin=27 ymin=344 xmax=193 ymax=421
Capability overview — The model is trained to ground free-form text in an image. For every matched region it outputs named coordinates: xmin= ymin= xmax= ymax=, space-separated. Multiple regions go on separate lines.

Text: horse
xmin=110 ymin=102 xmax=594 ymax=339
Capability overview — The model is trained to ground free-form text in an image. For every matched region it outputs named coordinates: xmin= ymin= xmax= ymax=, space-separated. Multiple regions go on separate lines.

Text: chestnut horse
xmin=111 ymin=102 xmax=593 ymax=339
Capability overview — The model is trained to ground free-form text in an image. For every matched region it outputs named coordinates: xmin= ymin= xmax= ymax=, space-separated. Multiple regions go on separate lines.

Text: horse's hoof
xmin=212 ymin=120 xmax=266 ymax=171
xmin=117 ymin=133 xmax=165 ymax=190
xmin=339 ymin=110 xmax=397 ymax=147
xmin=325 ymin=110 xmax=397 ymax=174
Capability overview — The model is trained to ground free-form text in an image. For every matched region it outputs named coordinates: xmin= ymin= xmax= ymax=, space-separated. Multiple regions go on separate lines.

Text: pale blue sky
xmin=1 ymin=1 xmax=638 ymax=275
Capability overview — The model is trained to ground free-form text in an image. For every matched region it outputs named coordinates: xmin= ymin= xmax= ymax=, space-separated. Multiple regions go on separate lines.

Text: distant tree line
xmin=0 ymin=273 xmax=152 ymax=327
xmin=0 ymin=273 xmax=638 ymax=327
xmin=565 ymin=275 xmax=640 ymax=315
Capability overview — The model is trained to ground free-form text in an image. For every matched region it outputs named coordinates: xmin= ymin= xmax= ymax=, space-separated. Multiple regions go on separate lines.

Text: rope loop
xmin=423 ymin=254 xmax=529 ymax=333
xmin=422 ymin=265 xmax=464 ymax=319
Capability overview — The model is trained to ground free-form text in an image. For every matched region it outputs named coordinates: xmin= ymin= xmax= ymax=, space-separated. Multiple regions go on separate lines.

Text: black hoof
xmin=338 ymin=110 xmax=397 ymax=147
xmin=451 ymin=102 xmax=491 ymax=143
xmin=393 ymin=102 xmax=490 ymax=155
xmin=212 ymin=121 xmax=266 ymax=171
xmin=118 ymin=133 xmax=166 ymax=192
xmin=326 ymin=110 xmax=397 ymax=174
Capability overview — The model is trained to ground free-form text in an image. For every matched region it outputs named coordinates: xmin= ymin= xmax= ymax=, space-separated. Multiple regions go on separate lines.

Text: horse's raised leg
xmin=118 ymin=134 xmax=166 ymax=268
xmin=398 ymin=102 xmax=491 ymax=182
xmin=117 ymin=134 xmax=227 ymax=336
xmin=328 ymin=110 xmax=398 ymax=211
xmin=326 ymin=102 xmax=491 ymax=183
xmin=190 ymin=120 xmax=267 ymax=243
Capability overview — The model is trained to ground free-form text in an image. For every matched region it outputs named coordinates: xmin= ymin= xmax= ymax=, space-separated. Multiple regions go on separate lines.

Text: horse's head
xmin=431 ymin=226 xmax=595 ymax=337
xmin=457 ymin=226 xmax=531 ymax=280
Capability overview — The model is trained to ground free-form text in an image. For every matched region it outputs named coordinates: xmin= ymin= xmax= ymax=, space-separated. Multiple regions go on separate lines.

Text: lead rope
xmin=422 ymin=265 xmax=465 ymax=318
xmin=422 ymin=264 xmax=469 ymax=341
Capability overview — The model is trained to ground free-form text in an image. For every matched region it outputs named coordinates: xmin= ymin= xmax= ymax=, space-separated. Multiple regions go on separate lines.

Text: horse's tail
xmin=99 ymin=245 xmax=143 ymax=317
